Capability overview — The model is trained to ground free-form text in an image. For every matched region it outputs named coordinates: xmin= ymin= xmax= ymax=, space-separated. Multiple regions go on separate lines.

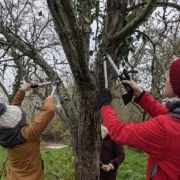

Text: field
xmin=0 ymin=147 xmax=147 ymax=180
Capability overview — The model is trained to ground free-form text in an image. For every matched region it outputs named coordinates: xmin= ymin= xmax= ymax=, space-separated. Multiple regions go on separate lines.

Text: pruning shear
xmin=103 ymin=53 xmax=138 ymax=105
xmin=30 ymin=79 xmax=61 ymax=97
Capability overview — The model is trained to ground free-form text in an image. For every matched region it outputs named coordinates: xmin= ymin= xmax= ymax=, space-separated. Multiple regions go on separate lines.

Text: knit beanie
xmin=169 ymin=58 xmax=180 ymax=98
xmin=0 ymin=103 xmax=26 ymax=128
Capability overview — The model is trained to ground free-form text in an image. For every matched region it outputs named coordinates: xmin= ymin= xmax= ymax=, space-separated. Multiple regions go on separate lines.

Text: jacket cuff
xmin=134 ymin=90 xmax=146 ymax=103
xmin=109 ymin=163 xmax=114 ymax=170
xmin=102 ymin=102 xmax=110 ymax=107
xmin=18 ymin=89 xmax=26 ymax=95
xmin=43 ymin=98 xmax=55 ymax=111
xmin=99 ymin=102 xmax=110 ymax=110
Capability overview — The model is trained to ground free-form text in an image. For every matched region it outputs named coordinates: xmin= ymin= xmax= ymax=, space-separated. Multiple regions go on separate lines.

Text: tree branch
xmin=108 ymin=0 xmax=155 ymax=41
xmin=78 ymin=0 xmax=92 ymax=63
xmin=0 ymin=24 xmax=78 ymax=131
xmin=127 ymin=1 xmax=180 ymax=12
xmin=0 ymin=81 xmax=10 ymax=102
xmin=47 ymin=0 xmax=95 ymax=91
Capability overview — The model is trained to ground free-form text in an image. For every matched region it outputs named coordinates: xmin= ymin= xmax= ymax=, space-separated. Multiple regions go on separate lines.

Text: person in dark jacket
xmin=97 ymin=58 xmax=180 ymax=180
xmin=100 ymin=122 xmax=125 ymax=180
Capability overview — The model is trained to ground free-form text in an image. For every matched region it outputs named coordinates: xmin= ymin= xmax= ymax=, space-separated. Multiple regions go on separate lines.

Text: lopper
xmin=103 ymin=53 xmax=138 ymax=105
xmin=30 ymin=79 xmax=61 ymax=97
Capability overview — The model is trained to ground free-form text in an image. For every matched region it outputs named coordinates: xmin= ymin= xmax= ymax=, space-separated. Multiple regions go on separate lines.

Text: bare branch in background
xmin=127 ymin=1 xmax=180 ymax=12
xmin=109 ymin=0 xmax=155 ymax=42
xmin=0 ymin=81 xmax=10 ymax=101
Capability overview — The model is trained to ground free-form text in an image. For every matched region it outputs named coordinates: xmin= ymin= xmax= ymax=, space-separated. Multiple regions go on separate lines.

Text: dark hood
xmin=167 ymin=98 xmax=180 ymax=119
xmin=0 ymin=125 xmax=27 ymax=148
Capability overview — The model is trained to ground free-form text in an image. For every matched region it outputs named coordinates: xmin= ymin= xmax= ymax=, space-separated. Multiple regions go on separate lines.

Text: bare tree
xmin=0 ymin=0 xmax=180 ymax=179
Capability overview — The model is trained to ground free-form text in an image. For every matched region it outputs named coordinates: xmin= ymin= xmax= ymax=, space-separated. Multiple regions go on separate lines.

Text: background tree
xmin=0 ymin=0 xmax=180 ymax=179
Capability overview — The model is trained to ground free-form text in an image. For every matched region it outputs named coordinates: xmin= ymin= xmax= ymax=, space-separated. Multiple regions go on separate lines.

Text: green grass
xmin=0 ymin=147 xmax=7 ymax=179
xmin=42 ymin=147 xmax=74 ymax=180
xmin=0 ymin=147 xmax=147 ymax=180
xmin=117 ymin=148 xmax=147 ymax=180
xmin=0 ymin=147 xmax=6 ymax=162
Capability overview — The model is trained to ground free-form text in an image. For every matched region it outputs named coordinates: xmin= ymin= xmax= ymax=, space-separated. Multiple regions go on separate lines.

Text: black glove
xmin=97 ymin=89 xmax=112 ymax=109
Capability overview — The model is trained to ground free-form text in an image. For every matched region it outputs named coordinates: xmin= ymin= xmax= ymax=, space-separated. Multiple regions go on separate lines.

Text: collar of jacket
xmin=167 ymin=98 xmax=180 ymax=119
xmin=101 ymin=125 xmax=108 ymax=139
xmin=0 ymin=124 xmax=27 ymax=148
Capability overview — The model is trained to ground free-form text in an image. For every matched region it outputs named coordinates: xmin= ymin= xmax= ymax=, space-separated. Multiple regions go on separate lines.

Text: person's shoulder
xmin=157 ymin=114 xmax=176 ymax=122
xmin=142 ymin=115 xmax=167 ymax=130
xmin=149 ymin=114 xmax=178 ymax=131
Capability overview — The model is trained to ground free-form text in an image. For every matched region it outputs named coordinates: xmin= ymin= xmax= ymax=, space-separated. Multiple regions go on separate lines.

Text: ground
xmin=0 ymin=144 xmax=147 ymax=180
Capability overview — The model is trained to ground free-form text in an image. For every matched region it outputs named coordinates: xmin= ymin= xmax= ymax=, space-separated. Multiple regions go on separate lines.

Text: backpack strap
xmin=150 ymin=164 xmax=158 ymax=179
xmin=149 ymin=116 xmax=171 ymax=179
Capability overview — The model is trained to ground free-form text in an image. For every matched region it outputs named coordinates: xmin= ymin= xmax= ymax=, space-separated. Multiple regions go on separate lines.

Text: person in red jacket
xmin=98 ymin=58 xmax=180 ymax=180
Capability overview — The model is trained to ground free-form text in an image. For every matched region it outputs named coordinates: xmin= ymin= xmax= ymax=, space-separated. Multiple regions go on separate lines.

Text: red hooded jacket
xmin=101 ymin=92 xmax=180 ymax=180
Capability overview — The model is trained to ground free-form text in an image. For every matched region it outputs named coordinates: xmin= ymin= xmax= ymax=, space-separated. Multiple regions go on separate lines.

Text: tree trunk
xmin=44 ymin=1 xmax=156 ymax=179
xmin=72 ymin=89 xmax=101 ymax=180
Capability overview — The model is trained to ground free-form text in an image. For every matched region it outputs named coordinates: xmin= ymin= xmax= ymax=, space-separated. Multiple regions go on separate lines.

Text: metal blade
xmin=103 ymin=58 xmax=108 ymax=88
xmin=37 ymin=82 xmax=52 ymax=87
xmin=51 ymin=85 xmax=57 ymax=97
xmin=106 ymin=54 xmax=121 ymax=76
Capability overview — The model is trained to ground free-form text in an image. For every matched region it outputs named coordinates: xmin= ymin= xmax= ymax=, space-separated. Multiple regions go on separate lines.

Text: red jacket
xmin=101 ymin=92 xmax=180 ymax=180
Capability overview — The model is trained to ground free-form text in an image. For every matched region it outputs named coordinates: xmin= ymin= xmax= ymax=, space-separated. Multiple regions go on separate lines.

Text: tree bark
xmin=72 ymin=90 xmax=101 ymax=180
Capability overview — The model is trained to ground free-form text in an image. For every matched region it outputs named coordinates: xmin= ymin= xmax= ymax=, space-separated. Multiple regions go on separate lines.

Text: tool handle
xmin=118 ymin=71 xmax=133 ymax=105
xmin=123 ymin=83 xmax=133 ymax=93
xmin=30 ymin=84 xmax=38 ymax=88
xmin=119 ymin=69 xmax=133 ymax=93
xmin=118 ymin=75 xmax=133 ymax=92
